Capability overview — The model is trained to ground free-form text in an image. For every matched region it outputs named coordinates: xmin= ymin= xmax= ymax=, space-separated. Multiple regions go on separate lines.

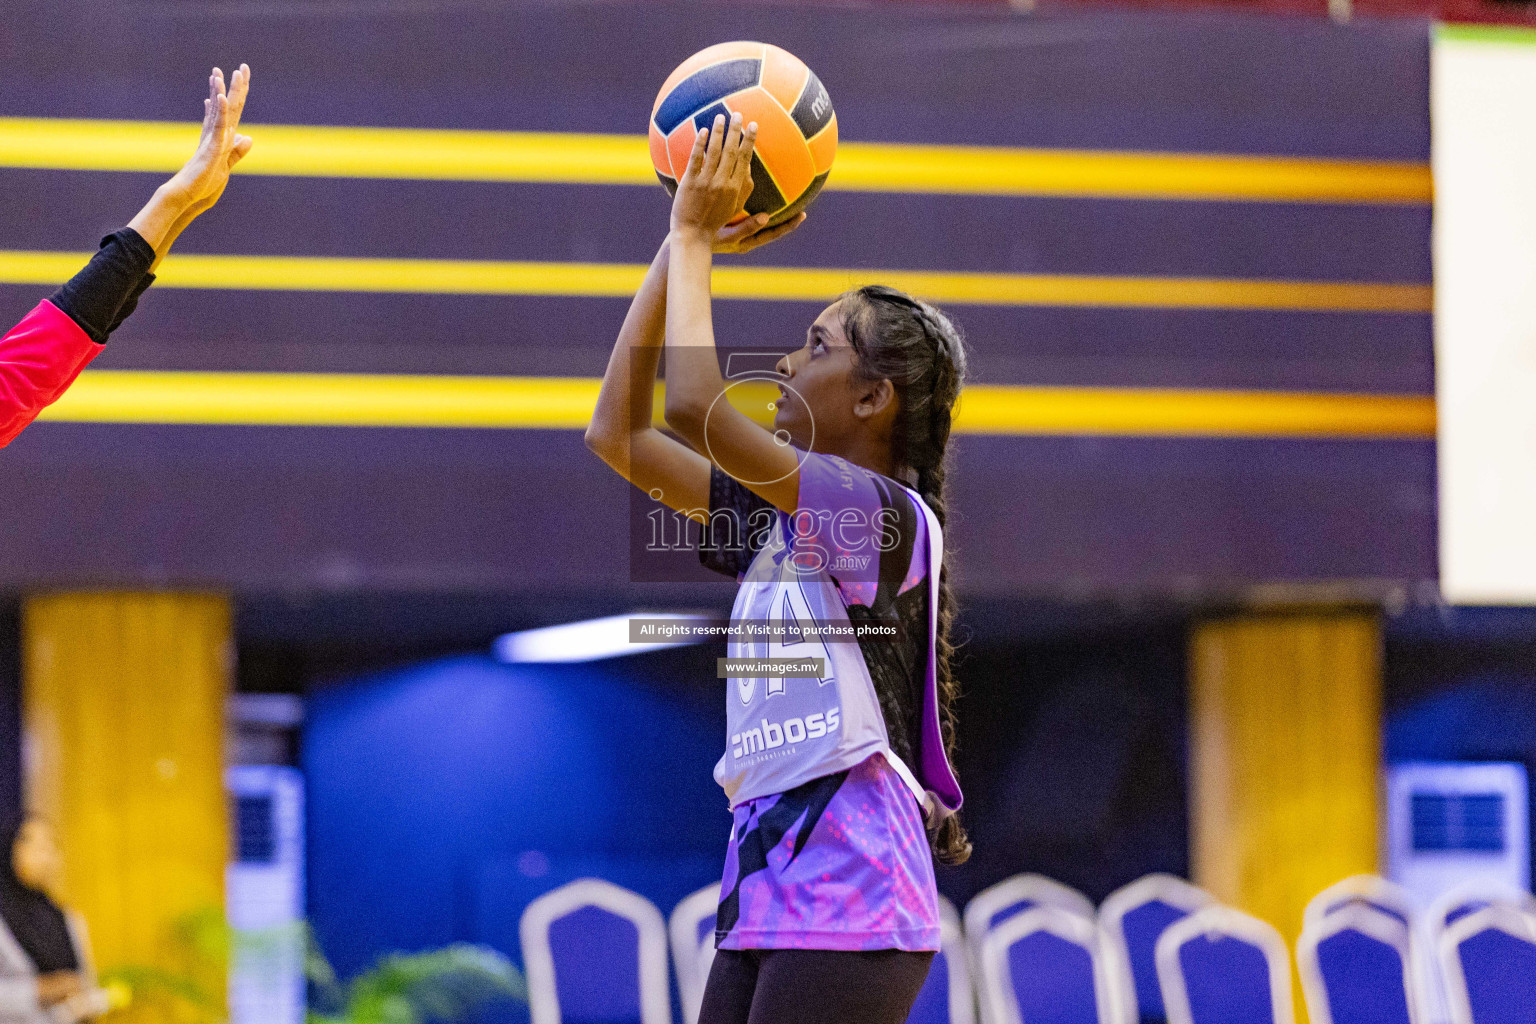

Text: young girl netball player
xmin=0 ymin=65 xmax=253 ymax=449
xmin=586 ymin=112 xmax=969 ymax=1023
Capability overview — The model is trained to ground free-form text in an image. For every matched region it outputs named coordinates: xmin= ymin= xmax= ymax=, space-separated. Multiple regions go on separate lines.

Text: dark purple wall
xmin=0 ymin=1 xmax=1435 ymax=598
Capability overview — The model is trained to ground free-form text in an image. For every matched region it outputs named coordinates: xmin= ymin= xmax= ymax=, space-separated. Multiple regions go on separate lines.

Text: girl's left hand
xmin=713 ymin=211 xmax=806 ymax=255
xmin=670 ymin=112 xmax=757 ymax=239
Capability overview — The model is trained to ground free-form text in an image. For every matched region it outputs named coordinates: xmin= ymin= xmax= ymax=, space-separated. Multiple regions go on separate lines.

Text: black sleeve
xmin=698 ymin=465 xmax=777 ymax=579
xmin=49 ymin=228 xmax=157 ymax=345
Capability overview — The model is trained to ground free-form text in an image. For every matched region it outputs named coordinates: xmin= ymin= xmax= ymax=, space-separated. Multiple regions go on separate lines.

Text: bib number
xmin=738 ymin=579 xmax=835 ymax=704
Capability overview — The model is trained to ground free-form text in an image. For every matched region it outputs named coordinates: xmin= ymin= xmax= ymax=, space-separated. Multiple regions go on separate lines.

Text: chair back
xmin=1098 ymin=874 xmax=1215 ymax=1023
xmin=1155 ymin=905 xmax=1294 ymax=1024
xmin=978 ymin=905 xmax=1109 ymax=1024
xmin=1438 ymin=903 xmax=1536 ymax=1024
xmin=1426 ymin=879 xmax=1536 ymax=952
xmin=1299 ymin=902 xmax=1419 ymax=1024
xmin=966 ymin=876 xmax=1096 ymax=1023
xmin=1305 ymin=875 xmax=1417 ymax=933
xmin=669 ymin=884 xmax=718 ymax=1024
xmin=520 ymin=878 xmax=672 ymax=1024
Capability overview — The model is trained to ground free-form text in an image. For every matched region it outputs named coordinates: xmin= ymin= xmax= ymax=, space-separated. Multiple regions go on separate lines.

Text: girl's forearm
xmin=662 ymin=230 xmax=728 ymax=421
xmin=617 ymin=239 xmax=670 ymax=358
xmin=587 ymin=237 xmax=716 ymax=517
xmin=591 ymin=241 xmax=670 ymax=446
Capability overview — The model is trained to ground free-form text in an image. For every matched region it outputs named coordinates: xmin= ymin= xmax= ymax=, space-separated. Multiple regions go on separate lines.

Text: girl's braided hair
xmin=840 ymin=285 xmax=971 ymax=866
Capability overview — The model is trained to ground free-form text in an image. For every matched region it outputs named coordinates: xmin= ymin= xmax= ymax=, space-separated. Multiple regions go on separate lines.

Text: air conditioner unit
xmin=1385 ymin=761 xmax=1530 ymax=906
xmin=227 ymin=765 xmax=305 ymax=1024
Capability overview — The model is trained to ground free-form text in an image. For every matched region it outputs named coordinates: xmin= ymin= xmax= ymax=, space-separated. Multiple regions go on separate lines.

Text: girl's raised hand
xmin=670 ymin=112 xmax=758 ymax=240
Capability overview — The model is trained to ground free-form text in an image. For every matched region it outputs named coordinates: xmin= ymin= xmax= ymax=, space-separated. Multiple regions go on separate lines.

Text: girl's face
xmin=773 ymin=300 xmax=864 ymax=448
xmin=13 ymin=819 xmax=60 ymax=891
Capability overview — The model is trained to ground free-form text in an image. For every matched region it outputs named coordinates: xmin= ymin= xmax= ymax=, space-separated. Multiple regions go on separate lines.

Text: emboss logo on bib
xmin=731 ymin=707 xmax=840 ymax=759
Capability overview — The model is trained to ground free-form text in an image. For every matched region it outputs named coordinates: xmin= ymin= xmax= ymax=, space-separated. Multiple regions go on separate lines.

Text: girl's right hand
xmin=670 ymin=112 xmax=756 ymax=239
xmin=712 ymin=211 xmax=807 ymax=255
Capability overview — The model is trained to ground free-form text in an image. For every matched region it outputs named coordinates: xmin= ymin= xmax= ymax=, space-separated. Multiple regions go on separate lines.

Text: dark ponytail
xmin=841 ymin=285 xmax=972 ymax=866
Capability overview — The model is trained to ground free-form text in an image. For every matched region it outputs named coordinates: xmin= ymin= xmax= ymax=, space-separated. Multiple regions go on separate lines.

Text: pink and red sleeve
xmin=0 ymin=300 xmax=103 ymax=449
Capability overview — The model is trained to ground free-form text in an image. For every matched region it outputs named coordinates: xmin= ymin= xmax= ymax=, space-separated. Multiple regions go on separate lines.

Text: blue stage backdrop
xmin=302 ymin=647 xmax=730 ymax=995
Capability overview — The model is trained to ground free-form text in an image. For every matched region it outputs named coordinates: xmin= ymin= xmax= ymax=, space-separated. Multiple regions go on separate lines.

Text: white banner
xmin=1433 ymin=25 xmax=1536 ymax=604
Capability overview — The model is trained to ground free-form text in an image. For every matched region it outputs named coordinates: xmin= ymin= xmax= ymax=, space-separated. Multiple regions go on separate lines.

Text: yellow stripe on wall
xmin=36 ymin=370 xmax=1437 ymax=439
xmin=0 ymin=250 xmax=1432 ymax=313
xmin=835 ymin=143 xmax=1430 ymax=205
xmin=960 ymin=384 xmax=1436 ymax=437
xmin=0 ymin=116 xmax=1432 ymax=204
xmin=43 ymin=371 xmax=607 ymax=430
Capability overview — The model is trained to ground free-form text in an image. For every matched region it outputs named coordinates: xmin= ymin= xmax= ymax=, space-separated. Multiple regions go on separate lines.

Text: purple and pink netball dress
xmin=698 ymin=450 xmax=964 ymax=951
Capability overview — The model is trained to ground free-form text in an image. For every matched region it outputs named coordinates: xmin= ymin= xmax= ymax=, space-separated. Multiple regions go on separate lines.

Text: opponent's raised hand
xmin=130 ymin=65 xmax=254 ymax=266
xmin=163 ymin=64 xmax=254 ymax=213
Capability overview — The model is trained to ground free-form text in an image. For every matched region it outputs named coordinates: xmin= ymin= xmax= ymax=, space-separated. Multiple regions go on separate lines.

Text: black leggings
xmin=699 ymin=948 xmax=935 ymax=1024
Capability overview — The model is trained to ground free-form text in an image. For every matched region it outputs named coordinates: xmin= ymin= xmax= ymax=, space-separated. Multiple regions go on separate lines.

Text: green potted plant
xmin=102 ymin=909 xmax=526 ymax=1024
xmin=305 ymin=940 xmax=526 ymax=1024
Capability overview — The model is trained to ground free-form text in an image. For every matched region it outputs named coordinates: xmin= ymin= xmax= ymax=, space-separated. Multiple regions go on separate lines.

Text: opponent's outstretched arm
xmin=0 ymin=65 xmax=253 ymax=450
xmin=585 ymin=152 xmax=800 ymax=520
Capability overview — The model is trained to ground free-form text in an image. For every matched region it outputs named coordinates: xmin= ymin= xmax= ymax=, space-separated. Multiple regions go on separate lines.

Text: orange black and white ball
xmin=650 ymin=42 xmax=837 ymax=227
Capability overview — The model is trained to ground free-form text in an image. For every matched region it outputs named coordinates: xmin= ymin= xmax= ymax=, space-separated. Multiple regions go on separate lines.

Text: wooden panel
xmin=22 ymin=592 xmax=230 ymax=1017
xmin=1190 ymin=610 xmax=1382 ymax=943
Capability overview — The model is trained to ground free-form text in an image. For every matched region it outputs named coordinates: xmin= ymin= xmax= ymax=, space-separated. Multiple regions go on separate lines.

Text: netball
xmin=649 ymin=41 xmax=837 ymax=226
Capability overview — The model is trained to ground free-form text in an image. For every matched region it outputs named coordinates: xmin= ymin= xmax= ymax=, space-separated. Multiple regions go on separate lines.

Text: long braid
xmin=843 ymin=285 xmax=972 ymax=866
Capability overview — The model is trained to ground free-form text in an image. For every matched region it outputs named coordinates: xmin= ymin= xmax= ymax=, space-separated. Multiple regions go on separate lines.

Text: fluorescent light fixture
xmin=493 ymin=611 xmax=718 ymax=664
xmin=227 ymin=693 xmax=304 ymax=727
